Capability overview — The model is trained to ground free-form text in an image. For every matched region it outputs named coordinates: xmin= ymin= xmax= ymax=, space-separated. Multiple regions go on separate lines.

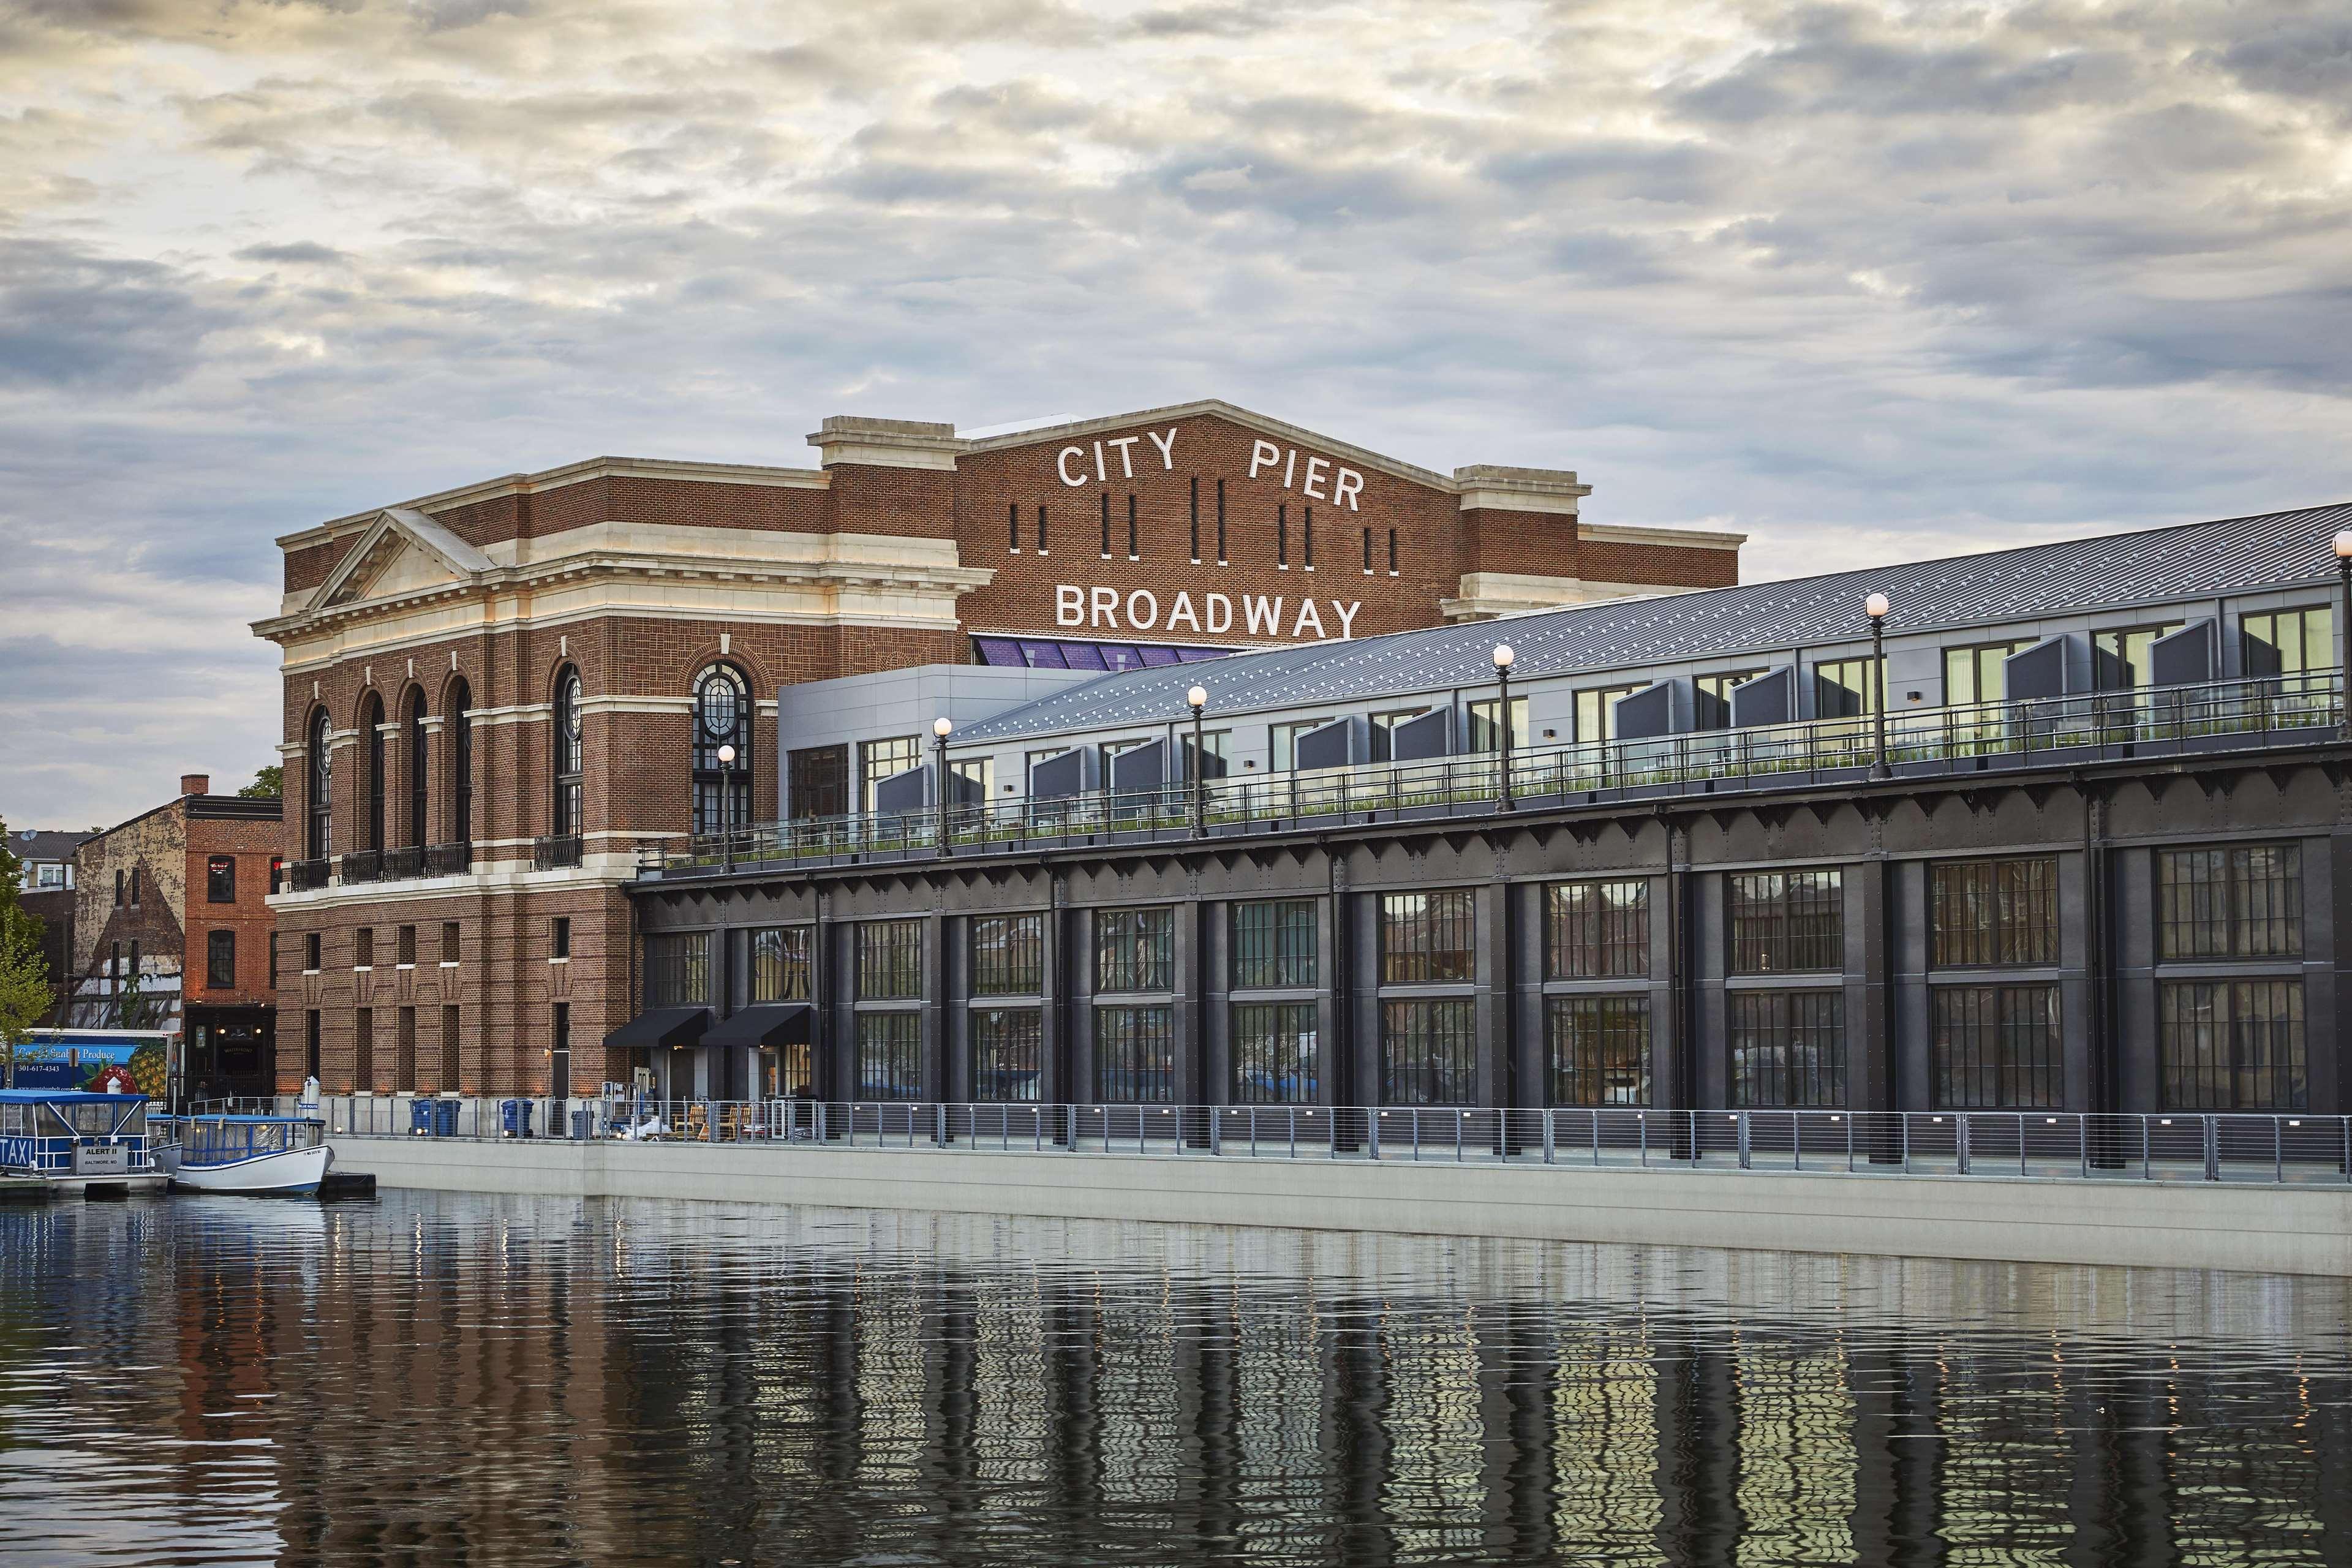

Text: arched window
xmin=691 ymin=663 xmax=752 ymax=837
xmin=449 ymin=678 xmax=473 ymax=847
xmin=552 ymin=666 xmax=584 ymax=838
xmin=361 ymin=692 xmax=386 ymax=853
xmin=305 ymin=708 xmax=333 ymax=861
xmin=405 ymin=690 xmax=429 ymax=848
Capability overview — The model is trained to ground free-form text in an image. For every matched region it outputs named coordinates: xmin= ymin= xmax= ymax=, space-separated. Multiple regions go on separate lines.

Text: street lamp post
xmin=2334 ymin=533 xmax=2352 ymax=737
xmin=1864 ymin=593 xmax=1891 ymax=780
xmin=1492 ymin=644 xmax=1517 ymax=810
xmin=716 ymin=743 xmax=737 ymax=872
xmin=933 ymin=716 xmax=954 ymax=858
xmin=1186 ymin=685 xmax=1209 ymax=837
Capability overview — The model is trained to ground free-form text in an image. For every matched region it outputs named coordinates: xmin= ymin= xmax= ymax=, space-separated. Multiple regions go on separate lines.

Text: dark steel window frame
xmin=1545 ymin=879 xmax=1649 ymax=980
xmin=1727 ymin=870 xmax=1844 ymax=975
xmin=1545 ymin=993 xmax=1651 ymax=1107
xmin=1379 ymin=890 xmax=1476 ymax=986
xmin=1929 ymin=856 xmax=2059 ymax=970
xmin=1729 ymin=987 xmax=1847 ymax=1108
xmin=973 ymin=913 xmax=1047 ymax=997
xmin=1929 ymin=981 xmax=2062 ymax=1109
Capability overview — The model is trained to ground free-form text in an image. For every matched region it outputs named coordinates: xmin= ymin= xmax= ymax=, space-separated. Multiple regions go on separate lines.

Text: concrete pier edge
xmin=327 ymin=1137 xmax=2352 ymax=1278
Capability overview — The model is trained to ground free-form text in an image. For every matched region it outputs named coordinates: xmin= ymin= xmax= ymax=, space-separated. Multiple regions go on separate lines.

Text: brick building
xmin=12 ymin=827 xmax=88 ymax=1024
xmin=67 ymin=774 xmax=284 ymax=1097
xmin=257 ymin=401 xmax=1740 ymax=1097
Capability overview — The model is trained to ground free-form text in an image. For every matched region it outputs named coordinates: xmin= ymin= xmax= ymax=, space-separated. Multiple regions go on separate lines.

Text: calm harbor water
xmin=3 ymin=1193 xmax=2351 ymax=1566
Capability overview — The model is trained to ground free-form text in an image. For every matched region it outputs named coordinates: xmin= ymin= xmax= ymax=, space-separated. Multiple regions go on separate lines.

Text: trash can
xmin=432 ymin=1099 xmax=459 ymax=1138
xmin=571 ymin=1108 xmax=596 ymax=1140
xmin=410 ymin=1101 xmax=437 ymax=1137
xmin=500 ymin=1099 xmax=534 ymax=1139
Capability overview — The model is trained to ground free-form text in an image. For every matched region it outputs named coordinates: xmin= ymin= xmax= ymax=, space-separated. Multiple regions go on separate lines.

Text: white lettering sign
xmin=1054 ymin=427 xmax=1363 ymax=510
xmin=1060 ymin=428 xmax=1179 ymax=486
xmin=1247 ymin=438 xmax=1362 ymax=510
xmin=1048 ymin=583 xmax=1363 ymax=641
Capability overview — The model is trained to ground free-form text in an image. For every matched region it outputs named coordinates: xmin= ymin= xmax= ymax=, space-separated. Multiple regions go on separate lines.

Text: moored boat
xmin=167 ymin=1115 xmax=334 ymax=1197
xmin=0 ymin=1088 xmax=169 ymax=1195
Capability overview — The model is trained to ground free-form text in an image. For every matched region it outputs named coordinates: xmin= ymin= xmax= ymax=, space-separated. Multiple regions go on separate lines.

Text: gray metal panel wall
xmin=1730 ymin=666 xmax=1795 ymax=727
xmin=1389 ymin=707 xmax=1451 ymax=761
xmin=1030 ymin=748 xmax=1087 ymax=801
xmin=873 ymin=764 xmax=929 ymax=815
xmin=2003 ymin=636 xmax=2069 ymax=700
xmin=1613 ymin=682 xmax=1675 ymax=740
xmin=2150 ymin=620 xmax=2214 ymax=687
xmin=1110 ymin=740 xmax=1167 ymax=793
xmin=1294 ymin=718 xmax=1355 ymax=772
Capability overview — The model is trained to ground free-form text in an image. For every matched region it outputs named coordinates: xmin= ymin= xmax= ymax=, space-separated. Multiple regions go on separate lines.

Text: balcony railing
xmin=534 ymin=834 xmax=585 ymax=871
xmin=281 ymin=858 xmax=331 ymax=892
xmin=640 ymin=671 xmax=2346 ymax=878
xmin=339 ymin=849 xmax=383 ymax=884
xmin=382 ymin=845 xmax=424 ymax=880
xmin=424 ymin=841 xmax=473 ymax=875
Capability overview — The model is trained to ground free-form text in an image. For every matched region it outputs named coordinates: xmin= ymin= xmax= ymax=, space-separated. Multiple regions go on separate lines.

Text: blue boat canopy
xmin=0 ymin=1088 xmax=149 ymax=1104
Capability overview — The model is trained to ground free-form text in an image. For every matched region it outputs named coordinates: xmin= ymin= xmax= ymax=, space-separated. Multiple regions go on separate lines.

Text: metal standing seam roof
xmin=950 ymin=500 xmax=2352 ymax=745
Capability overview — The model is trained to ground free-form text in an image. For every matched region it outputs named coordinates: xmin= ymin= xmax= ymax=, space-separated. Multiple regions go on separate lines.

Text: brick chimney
xmin=180 ymin=772 xmax=210 ymax=797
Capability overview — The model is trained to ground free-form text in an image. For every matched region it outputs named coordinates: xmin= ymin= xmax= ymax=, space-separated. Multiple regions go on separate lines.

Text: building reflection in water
xmin=4 ymin=1196 xmax=2351 ymax=1566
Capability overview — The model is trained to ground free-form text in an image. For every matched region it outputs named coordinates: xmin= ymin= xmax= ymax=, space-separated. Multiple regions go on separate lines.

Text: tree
xmin=0 ymin=819 xmax=55 ymax=1088
xmin=239 ymin=764 xmax=283 ymax=799
xmin=0 ymin=920 xmax=55 ymax=1089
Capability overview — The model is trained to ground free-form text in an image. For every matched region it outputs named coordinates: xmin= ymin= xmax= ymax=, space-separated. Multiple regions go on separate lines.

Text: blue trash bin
xmin=410 ymin=1101 xmax=436 ymax=1137
xmin=571 ymin=1108 xmax=596 ymax=1140
xmin=500 ymin=1099 xmax=534 ymax=1139
xmin=432 ymin=1099 xmax=459 ymax=1138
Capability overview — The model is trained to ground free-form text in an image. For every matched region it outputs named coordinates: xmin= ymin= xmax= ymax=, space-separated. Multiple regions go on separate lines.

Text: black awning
xmin=603 ymin=1006 xmax=712 ymax=1049
xmin=703 ymin=1003 xmax=815 ymax=1049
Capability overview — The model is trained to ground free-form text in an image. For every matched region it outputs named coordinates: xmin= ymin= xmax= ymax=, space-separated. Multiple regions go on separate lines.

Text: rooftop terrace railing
xmin=310 ymin=1096 xmax=2352 ymax=1186
xmin=640 ymin=671 xmax=2345 ymax=878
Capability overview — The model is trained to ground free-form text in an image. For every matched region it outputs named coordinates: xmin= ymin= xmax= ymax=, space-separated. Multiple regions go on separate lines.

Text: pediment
xmin=312 ymin=507 xmax=494 ymax=612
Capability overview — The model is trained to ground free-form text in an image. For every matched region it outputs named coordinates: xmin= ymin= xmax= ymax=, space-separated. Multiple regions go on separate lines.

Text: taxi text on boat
xmin=0 ymin=1088 xmax=168 ymax=1195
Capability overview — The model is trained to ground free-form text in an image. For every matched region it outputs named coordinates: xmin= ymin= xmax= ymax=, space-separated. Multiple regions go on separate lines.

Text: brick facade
xmin=258 ymin=399 xmax=1740 ymax=1095
xmin=69 ymin=782 xmax=284 ymax=1093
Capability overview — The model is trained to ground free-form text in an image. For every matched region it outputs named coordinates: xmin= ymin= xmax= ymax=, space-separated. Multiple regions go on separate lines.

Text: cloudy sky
xmin=2 ymin=0 xmax=2349 ymax=829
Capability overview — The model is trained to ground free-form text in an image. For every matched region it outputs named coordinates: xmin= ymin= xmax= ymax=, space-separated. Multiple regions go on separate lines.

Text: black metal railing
xmin=339 ymin=849 xmax=383 ymax=884
xmin=424 ymin=841 xmax=473 ymax=875
xmin=280 ymin=858 xmax=331 ymax=892
xmin=534 ymin=835 xmax=584 ymax=871
xmin=382 ymin=845 xmax=424 ymax=880
xmin=639 ymin=671 xmax=2346 ymax=878
xmin=314 ymin=1097 xmax=2352 ymax=1186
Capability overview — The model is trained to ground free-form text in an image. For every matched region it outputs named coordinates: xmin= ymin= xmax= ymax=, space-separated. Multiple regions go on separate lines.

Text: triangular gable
xmin=311 ymin=507 xmax=494 ymax=611
xmin=956 ymin=399 xmax=1459 ymax=493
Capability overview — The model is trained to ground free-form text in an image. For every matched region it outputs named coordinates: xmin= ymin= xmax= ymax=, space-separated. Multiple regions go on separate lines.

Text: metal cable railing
xmin=309 ymin=1097 xmax=2352 ymax=1186
xmin=642 ymin=671 xmax=2344 ymax=876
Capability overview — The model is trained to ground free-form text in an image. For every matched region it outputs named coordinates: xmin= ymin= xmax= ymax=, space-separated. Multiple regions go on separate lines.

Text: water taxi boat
xmin=0 ymin=1088 xmax=168 ymax=1195
xmin=165 ymin=1115 xmax=334 ymax=1197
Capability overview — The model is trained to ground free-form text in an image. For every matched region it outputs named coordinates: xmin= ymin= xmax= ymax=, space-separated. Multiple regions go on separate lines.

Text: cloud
xmin=0 ymin=239 xmax=222 ymax=390
xmin=236 ymin=240 xmax=349 ymax=264
xmin=0 ymin=0 xmax=2349 ymax=826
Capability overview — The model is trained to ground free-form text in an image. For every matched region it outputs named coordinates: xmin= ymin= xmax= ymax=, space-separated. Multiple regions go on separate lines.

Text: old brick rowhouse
xmin=258 ymin=401 xmax=1741 ymax=1096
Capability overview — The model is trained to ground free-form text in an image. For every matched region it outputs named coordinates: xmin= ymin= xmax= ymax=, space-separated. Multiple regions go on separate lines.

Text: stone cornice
xmin=275 ymin=456 xmax=831 ymax=550
xmin=1578 ymin=521 xmax=1747 ymax=551
xmin=255 ymin=543 xmax=993 ymax=646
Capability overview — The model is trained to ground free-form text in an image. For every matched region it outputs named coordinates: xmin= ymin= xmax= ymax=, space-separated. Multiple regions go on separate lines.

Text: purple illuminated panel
xmin=971 ymin=636 xmax=1237 ymax=671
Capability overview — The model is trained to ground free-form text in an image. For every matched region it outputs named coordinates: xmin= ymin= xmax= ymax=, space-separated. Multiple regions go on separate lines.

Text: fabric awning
xmin=603 ymin=1006 xmax=711 ymax=1049
xmin=702 ymin=1003 xmax=815 ymax=1049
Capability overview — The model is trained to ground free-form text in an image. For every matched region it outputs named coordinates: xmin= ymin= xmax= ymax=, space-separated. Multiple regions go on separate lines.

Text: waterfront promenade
xmin=314 ymin=1098 xmax=2352 ymax=1278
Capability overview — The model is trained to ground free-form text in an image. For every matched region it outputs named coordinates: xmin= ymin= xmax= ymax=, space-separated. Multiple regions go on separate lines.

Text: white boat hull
xmin=170 ymin=1142 xmax=334 ymax=1196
